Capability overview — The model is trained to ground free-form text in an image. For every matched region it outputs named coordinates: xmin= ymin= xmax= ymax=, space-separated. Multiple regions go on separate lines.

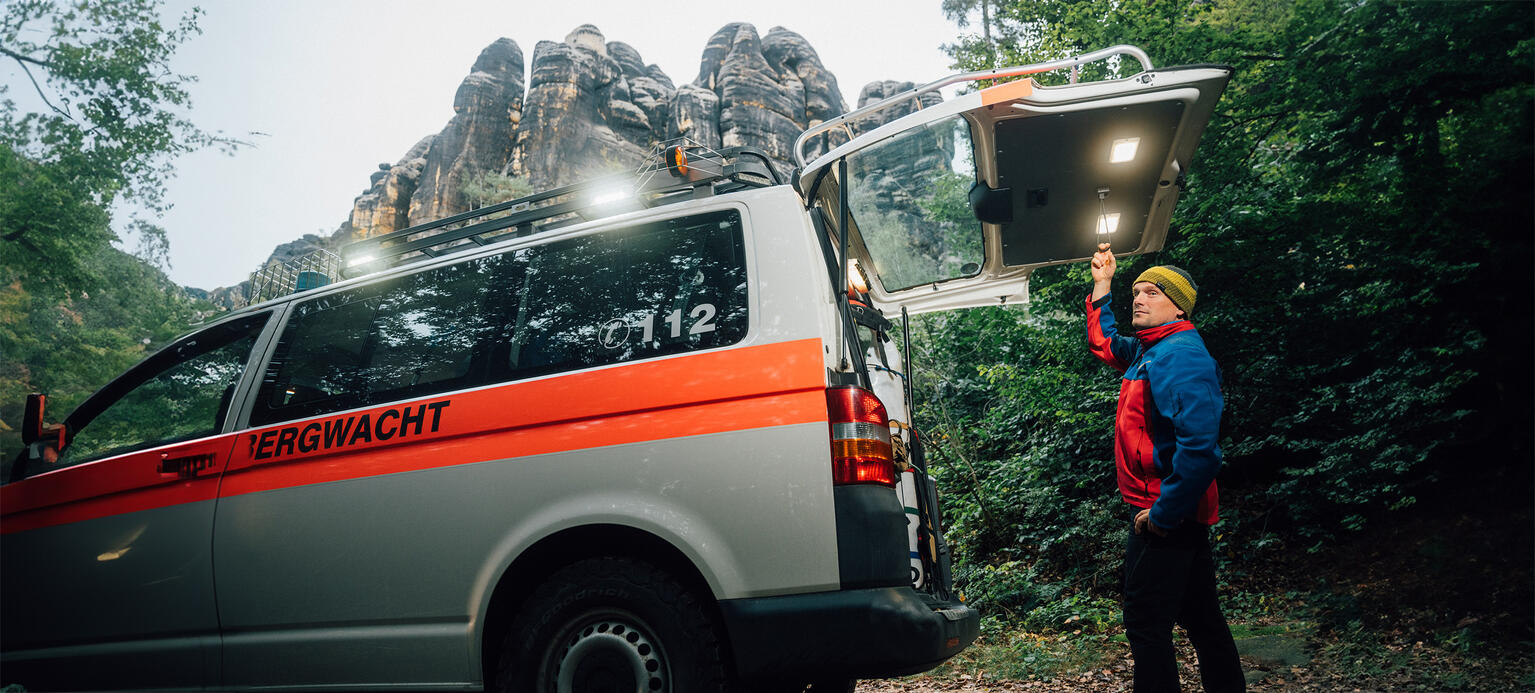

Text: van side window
xmin=44 ymin=313 xmax=270 ymax=472
xmin=497 ymin=208 xmax=748 ymax=380
xmin=252 ymin=209 xmax=748 ymax=427
xmin=252 ymin=254 xmax=519 ymax=426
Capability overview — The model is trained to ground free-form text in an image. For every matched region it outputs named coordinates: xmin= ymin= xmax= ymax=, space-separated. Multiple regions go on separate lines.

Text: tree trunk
xmin=981 ymin=0 xmax=995 ymax=67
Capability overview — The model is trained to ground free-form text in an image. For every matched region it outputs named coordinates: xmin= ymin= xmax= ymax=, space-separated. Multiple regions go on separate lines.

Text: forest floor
xmin=859 ymin=500 xmax=1534 ymax=692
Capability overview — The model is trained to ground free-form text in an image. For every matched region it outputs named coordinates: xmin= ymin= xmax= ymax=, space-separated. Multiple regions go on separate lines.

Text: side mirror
xmin=21 ymin=393 xmax=67 ymax=458
xmin=21 ymin=393 xmax=45 ymax=445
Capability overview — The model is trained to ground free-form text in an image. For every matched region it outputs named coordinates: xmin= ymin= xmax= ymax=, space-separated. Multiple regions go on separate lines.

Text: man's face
xmin=1131 ymin=281 xmax=1184 ymax=329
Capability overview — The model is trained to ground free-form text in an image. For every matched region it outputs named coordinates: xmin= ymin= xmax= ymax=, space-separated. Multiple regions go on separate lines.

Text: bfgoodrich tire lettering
xmin=496 ymin=556 xmax=726 ymax=693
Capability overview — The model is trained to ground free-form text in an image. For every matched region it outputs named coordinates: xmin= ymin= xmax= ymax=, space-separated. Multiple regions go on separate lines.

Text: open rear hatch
xmin=797 ymin=49 xmax=1231 ymax=315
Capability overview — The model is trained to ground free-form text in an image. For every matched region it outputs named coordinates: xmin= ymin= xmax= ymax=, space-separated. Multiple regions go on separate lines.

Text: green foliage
xmin=0 ymin=143 xmax=114 ymax=294
xmin=0 ymin=243 xmax=213 ymax=465
xmin=916 ymin=0 xmax=1533 ymax=621
xmin=845 ymin=116 xmax=982 ymax=290
xmin=461 ymin=169 xmax=533 ymax=208
xmin=1 ymin=0 xmax=242 ymax=298
xmin=933 ymin=614 xmax=1116 ymax=681
xmin=915 ymin=170 xmax=973 ymax=226
xmin=941 ymin=0 xmax=1000 ymax=69
xmin=0 ymin=1 xmax=239 ymax=463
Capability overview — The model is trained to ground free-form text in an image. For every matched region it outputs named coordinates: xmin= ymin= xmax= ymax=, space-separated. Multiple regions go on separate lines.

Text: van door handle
xmin=158 ymin=452 xmax=217 ymax=478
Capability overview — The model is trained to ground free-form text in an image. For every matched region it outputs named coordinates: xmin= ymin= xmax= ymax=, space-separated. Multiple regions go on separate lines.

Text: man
xmin=1087 ymin=243 xmax=1244 ymax=692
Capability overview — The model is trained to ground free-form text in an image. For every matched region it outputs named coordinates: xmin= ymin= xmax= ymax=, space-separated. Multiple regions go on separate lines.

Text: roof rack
xmin=247 ymin=248 xmax=342 ymax=305
xmin=792 ymin=45 xmax=1154 ymax=168
xmin=339 ymin=142 xmax=781 ymax=278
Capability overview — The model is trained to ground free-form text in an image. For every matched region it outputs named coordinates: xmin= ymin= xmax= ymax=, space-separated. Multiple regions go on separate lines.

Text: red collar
xmin=1136 ymin=320 xmax=1195 ymax=346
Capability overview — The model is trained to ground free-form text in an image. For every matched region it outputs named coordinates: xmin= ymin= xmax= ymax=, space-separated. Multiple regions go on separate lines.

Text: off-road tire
xmin=494 ymin=556 xmax=727 ymax=693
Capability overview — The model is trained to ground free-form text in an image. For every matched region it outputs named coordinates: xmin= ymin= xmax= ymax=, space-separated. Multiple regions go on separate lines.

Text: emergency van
xmin=2 ymin=46 xmax=1229 ymax=692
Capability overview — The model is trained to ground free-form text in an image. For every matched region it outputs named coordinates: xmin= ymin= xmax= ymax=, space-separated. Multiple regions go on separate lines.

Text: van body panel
xmin=204 ymin=193 xmax=849 ymax=688
xmin=3 ymin=117 xmax=1019 ymax=687
xmin=213 ymin=420 xmax=838 ymax=688
xmin=217 ymin=337 xmax=827 ymax=497
xmin=217 ymin=621 xmax=472 ymax=691
xmin=0 ymin=436 xmax=235 ymax=689
xmin=0 ymin=171 xmax=962 ymax=691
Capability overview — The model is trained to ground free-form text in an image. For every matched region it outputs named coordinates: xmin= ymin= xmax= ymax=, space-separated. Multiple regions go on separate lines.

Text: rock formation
xmin=342 ymin=22 xmax=876 ymax=244
xmin=350 ymin=135 xmax=434 ymax=239
xmin=853 ymin=80 xmax=943 ymax=135
xmin=409 ymin=39 xmax=524 ymax=224
xmin=202 ymin=23 xmax=939 ymax=309
xmin=514 ymin=26 xmax=668 ymax=189
xmin=694 ymin=24 xmax=848 ymax=177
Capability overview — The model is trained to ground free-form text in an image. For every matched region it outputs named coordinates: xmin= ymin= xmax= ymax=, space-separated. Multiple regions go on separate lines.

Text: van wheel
xmin=495 ymin=556 xmax=726 ymax=693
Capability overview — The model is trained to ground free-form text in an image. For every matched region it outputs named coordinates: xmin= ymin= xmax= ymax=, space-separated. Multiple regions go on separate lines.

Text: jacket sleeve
xmin=1145 ymin=344 xmax=1223 ymax=529
xmin=1085 ymin=292 xmax=1137 ymax=373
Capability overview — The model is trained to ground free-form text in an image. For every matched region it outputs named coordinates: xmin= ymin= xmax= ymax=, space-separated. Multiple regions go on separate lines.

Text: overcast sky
xmin=96 ymin=0 xmax=969 ymax=289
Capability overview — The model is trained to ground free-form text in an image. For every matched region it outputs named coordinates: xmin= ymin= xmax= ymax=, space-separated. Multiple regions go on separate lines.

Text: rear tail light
xmin=827 ymin=386 xmax=896 ymax=486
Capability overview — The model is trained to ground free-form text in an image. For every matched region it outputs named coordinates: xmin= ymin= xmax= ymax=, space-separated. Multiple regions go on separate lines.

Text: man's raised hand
xmin=1091 ymin=243 xmax=1115 ymax=300
xmin=1091 ymin=242 xmax=1116 ymax=282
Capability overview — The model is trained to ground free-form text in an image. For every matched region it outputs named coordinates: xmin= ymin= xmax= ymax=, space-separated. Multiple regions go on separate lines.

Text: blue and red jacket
xmin=1086 ymin=292 xmax=1222 ymax=528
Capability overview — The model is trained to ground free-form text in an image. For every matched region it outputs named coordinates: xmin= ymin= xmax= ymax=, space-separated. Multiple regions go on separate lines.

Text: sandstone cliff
xmin=200 ymin=23 xmax=934 ymax=308
xmin=347 ymin=22 xmax=863 ymax=241
xmin=409 ymin=38 xmax=524 ymax=224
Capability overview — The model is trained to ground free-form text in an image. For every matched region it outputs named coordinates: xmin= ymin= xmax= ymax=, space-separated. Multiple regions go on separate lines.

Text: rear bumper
xmin=719 ymin=586 xmax=979 ymax=681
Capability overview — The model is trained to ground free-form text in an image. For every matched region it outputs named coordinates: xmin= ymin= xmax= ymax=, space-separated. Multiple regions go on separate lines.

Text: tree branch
xmin=0 ymin=45 xmax=52 ymax=69
xmin=1224 ymin=111 xmax=1287 ymax=126
xmin=1241 ymin=114 xmax=1291 ymax=168
xmin=0 ymin=46 xmax=73 ymax=121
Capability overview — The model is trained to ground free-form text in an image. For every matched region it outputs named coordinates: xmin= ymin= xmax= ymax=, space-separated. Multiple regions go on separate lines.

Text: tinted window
xmin=46 ymin=313 xmax=269 ymax=470
xmin=254 ymin=209 xmax=748 ymax=426
xmin=498 ymin=209 xmax=748 ymax=379
xmin=840 ymin=114 xmax=982 ymax=291
xmin=253 ymin=254 xmax=517 ymax=426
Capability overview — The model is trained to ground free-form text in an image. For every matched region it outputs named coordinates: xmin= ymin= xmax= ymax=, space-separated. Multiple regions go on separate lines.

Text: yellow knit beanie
xmin=1134 ymin=265 xmax=1198 ymax=315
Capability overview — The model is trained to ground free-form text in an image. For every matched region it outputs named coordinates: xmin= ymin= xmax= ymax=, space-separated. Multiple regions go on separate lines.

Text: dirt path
xmin=858 ymin=673 xmax=1130 ymax=692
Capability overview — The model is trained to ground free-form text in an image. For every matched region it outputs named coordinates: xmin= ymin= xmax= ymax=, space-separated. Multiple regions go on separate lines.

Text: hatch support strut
xmin=836 ymin=157 xmax=851 ymax=372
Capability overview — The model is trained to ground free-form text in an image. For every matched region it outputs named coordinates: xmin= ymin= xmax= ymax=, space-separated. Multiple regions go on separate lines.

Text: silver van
xmin=2 ymin=47 xmax=1229 ymax=692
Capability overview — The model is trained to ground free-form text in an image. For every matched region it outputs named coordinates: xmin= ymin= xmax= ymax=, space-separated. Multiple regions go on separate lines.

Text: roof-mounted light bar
xmin=338 ymin=144 xmax=781 ymax=278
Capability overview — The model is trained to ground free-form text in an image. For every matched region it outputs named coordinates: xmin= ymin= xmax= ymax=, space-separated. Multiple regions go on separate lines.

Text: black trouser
xmin=1123 ymin=519 xmax=1245 ymax=693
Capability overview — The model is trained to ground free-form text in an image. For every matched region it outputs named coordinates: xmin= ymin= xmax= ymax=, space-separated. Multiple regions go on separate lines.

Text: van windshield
xmin=843 ymin=114 xmax=982 ymax=292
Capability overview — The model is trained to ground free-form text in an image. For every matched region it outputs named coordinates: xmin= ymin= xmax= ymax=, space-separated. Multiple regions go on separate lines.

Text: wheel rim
xmin=549 ymin=611 xmax=669 ymax=693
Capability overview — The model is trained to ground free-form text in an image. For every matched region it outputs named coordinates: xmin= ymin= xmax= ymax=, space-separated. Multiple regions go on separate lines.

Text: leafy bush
xmin=461 ymin=169 xmax=533 ymax=208
xmin=915 ymin=0 xmax=1533 ymax=626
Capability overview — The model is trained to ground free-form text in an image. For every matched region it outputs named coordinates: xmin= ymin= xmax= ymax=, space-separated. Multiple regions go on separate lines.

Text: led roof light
xmin=590 ymin=188 xmax=633 ymax=206
xmin=347 ymin=254 xmax=377 ymax=267
xmin=1109 ymin=137 xmax=1140 ymax=164
xmin=1097 ymin=213 xmax=1121 ymax=235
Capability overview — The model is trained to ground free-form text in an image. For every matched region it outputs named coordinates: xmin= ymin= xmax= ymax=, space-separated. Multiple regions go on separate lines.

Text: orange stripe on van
xmin=218 ymin=389 xmax=826 ymax=498
xmin=1 ymin=339 xmax=828 ymax=533
xmin=0 ymin=433 xmax=236 ymax=534
xmin=0 ymin=472 xmax=225 ymax=535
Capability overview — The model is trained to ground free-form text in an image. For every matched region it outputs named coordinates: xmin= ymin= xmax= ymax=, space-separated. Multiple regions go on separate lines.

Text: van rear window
xmin=252 ymin=209 xmax=748 ymax=426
